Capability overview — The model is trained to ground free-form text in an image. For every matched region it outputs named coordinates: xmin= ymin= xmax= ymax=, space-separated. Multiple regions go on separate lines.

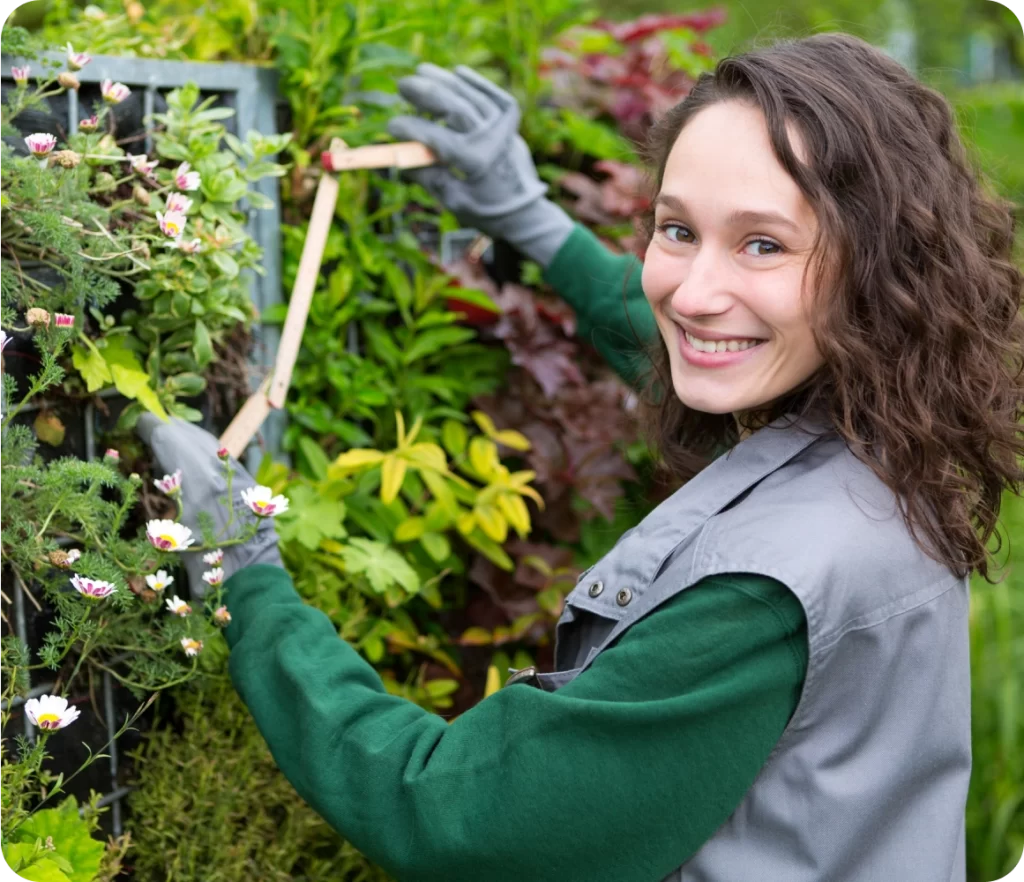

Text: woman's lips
xmin=677 ymin=325 xmax=767 ymax=368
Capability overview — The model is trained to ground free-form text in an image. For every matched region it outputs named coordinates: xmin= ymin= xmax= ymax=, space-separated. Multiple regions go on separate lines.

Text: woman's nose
xmin=669 ymin=245 xmax=734 ymax=317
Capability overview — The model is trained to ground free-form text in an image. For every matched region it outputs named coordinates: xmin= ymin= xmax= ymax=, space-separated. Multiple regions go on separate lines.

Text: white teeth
xmin=685 ymin=331 xmax=763 ymax=353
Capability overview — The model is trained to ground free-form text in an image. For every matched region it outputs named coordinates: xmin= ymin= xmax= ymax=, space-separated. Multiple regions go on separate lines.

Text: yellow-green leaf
xmin=402 ymin=442 xmax=447 ymax=473
xmin=33 ymin=411 xmax=65 ymax=447
xmin=394 ymin=516 xmax=426 ymax=542
xmin=420 ymin=468 xmax=459 ymax=518
xmin=109 ymin=364 xmax=168 ymax=420
xmin=493 ymin=429 xmax=531 ymax=451
xmin=475 ymin=503 xmax=508 ymax=543
xmin=458 ymin=627 xmax=493 ymax=646
xmin=423 ymin=499 xmax=452 ymax=532
xmin=72 ymin=342 xmax=112 ymax=392
xmin=330 ymin=449 xmax=387 ymax=474
xmin=380 ymin=455 xmax=407 ymax=504
xmin=441 ymin=419 xmax=467 ymax=457
xmin=404 ymin=413 xmax=424 ymax=447
xmin=468 ymin=436 xmax=499 ymax=481
xmin=419 ymin=531 xmax=450 ymax=562
xmin=394 ymin=410 xmax=406 ymax=446
xmin=497 ymin=493 xmax=531 ymax=537
xmin=484 ymin=664 xmax=502 ymax=697
xmin=471 ymin=410 xmax=497 ymax=436
xmin=456 ymin=512 xmax=476 ymax=535
xmin=464 ymin=529 xmax=514 ymax=571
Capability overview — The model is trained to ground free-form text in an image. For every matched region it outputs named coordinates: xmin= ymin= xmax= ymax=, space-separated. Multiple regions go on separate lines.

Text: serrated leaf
xmin=276 ymin=484 xmax=347 ymax=551
xmin=341 ymin=537 xmax=420 ymax=595
xmin=12 ymin=796 xmax=103 ymax=882
xmin=72 ymin=342 xmax=112 ymax=392
xmin=109 ymin=364 xmax=168 ymax=420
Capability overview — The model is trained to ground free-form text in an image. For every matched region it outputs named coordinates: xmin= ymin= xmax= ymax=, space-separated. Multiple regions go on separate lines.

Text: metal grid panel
xmin=0 ymin=52 xmax=284 ymax=837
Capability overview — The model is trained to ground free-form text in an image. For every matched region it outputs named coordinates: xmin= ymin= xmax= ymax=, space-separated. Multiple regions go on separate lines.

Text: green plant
xmin=126 ymin=673 xmax=395 ymax=881
xmin=1 ymin=28 xmax=291 ymax=428
xmin=966 ymin=489 xmax=1024 ymax=881
xmin=2 ymin=794 xmax=106 ymax=882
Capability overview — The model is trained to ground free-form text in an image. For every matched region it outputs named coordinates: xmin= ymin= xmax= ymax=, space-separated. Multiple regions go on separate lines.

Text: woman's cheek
xmin=641 ymin=250 xmax=672 ymax=306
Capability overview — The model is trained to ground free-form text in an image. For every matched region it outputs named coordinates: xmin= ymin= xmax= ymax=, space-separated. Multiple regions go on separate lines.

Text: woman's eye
xmin=657 ymin=223 xmax=692 ymax=243
xmin=743 ymin=238 xmax=782 ymax=256
xmin=657 ymin=224 xmax=782 ymax=256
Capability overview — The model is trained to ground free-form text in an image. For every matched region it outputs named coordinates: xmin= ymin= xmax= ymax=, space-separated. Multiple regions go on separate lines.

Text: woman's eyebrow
xmin=654 ymin=193 xmax=801 ymax=233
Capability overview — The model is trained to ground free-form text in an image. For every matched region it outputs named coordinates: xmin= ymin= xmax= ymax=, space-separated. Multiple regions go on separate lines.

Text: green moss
xmin=125 ymin=674 xmax=395 ymax=882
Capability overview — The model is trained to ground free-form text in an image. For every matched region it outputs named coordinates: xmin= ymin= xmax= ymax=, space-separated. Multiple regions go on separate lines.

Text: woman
xmin=138 ymin=33 xmax=1024 ymax=881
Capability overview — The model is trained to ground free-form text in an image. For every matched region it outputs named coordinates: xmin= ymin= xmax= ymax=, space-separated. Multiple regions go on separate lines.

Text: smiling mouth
xmin=680 ymin=328 xmax=767 ymax=353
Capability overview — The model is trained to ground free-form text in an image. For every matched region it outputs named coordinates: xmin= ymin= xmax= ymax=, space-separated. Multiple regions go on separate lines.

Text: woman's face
xmin=641 ymin=100 xmax=825 ymax=422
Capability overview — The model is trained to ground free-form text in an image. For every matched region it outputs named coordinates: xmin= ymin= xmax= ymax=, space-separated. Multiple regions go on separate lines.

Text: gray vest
xmin=507 ymin=411 xmax=971 ymax=881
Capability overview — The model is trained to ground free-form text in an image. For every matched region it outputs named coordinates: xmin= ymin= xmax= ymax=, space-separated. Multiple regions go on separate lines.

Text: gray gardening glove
xmin=387 ymin=63 xmax=575 ymax=268
xmin=136 ymin=414 xmax=284 ymax=598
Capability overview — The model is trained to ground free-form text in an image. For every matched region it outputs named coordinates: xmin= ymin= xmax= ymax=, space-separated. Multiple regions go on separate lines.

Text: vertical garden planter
xmin=1 ymin=51 xmax=285 ymax=840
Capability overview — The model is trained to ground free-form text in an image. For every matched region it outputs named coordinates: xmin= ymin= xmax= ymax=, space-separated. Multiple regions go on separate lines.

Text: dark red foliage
xmin=592 ymin=10 xmax=727 ymax=44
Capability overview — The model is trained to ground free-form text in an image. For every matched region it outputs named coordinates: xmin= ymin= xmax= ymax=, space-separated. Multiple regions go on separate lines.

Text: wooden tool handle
xmin=217 ymin=138 xmax=349 ymax=457
xmin=321 ymin=141 xmax=436 ymax=172
xmin=217 ymin=374 xmax=274 ymax=459
xmin=265 ymin=145 xmax=343 ymax=409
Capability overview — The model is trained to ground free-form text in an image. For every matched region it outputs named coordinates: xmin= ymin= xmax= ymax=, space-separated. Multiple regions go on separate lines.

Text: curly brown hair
xmin=631 ymin=32 xmax=1024 ymax=583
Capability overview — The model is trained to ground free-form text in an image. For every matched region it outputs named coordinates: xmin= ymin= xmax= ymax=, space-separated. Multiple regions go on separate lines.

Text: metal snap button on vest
xmin=616 ymin=587 xmax=633 ymax=606
xmin=588 ymin=580 xmax=604 ymax=598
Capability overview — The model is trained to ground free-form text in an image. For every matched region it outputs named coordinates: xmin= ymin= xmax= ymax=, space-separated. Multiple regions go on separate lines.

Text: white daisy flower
xmin=240 ymin=485 xmax=290 ymax=518
xmin=165 ymin=595 xmax=191 ymax=616
xmin=180 ymin=637 xmax=203 ymax=657
xmin=165 ymin=193 xmax=193 ymax=214
xmin=70 ymin=573 xmax=116 ymax=599
xmin=146 ymin=520 xmax=195 ymax=552
xmin=145 ymin=570 xmax=173 ymax=593
xmin=153 ymin=468 xmax=183 ymax=496
xmin=24 ymin=694 xmax=80 ymax=730
xmin=100 ymin=79 xmax=130 ymax=104
xmin=213 ymin=605 xmax=231 ymax=626
xmin=202 ymin=568 xmax=224 ymax=588
xmin=203 ymin=549 xmax=224 ymax=566
xmin=174 ymin=161 xmax=201 ymax=191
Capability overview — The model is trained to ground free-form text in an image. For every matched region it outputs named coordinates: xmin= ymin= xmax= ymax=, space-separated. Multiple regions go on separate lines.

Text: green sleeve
xmin=543 ymin=223 xmax=658 ymax=390
xmin=223 ymin=564 xmax=807 ymax=882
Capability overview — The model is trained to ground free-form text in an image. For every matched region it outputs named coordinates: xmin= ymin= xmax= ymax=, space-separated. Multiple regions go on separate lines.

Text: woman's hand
xmin=136 ymin=414 xmax=283 ymax=597
xmin=386 ymin=63 xmax=574 ymax=268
